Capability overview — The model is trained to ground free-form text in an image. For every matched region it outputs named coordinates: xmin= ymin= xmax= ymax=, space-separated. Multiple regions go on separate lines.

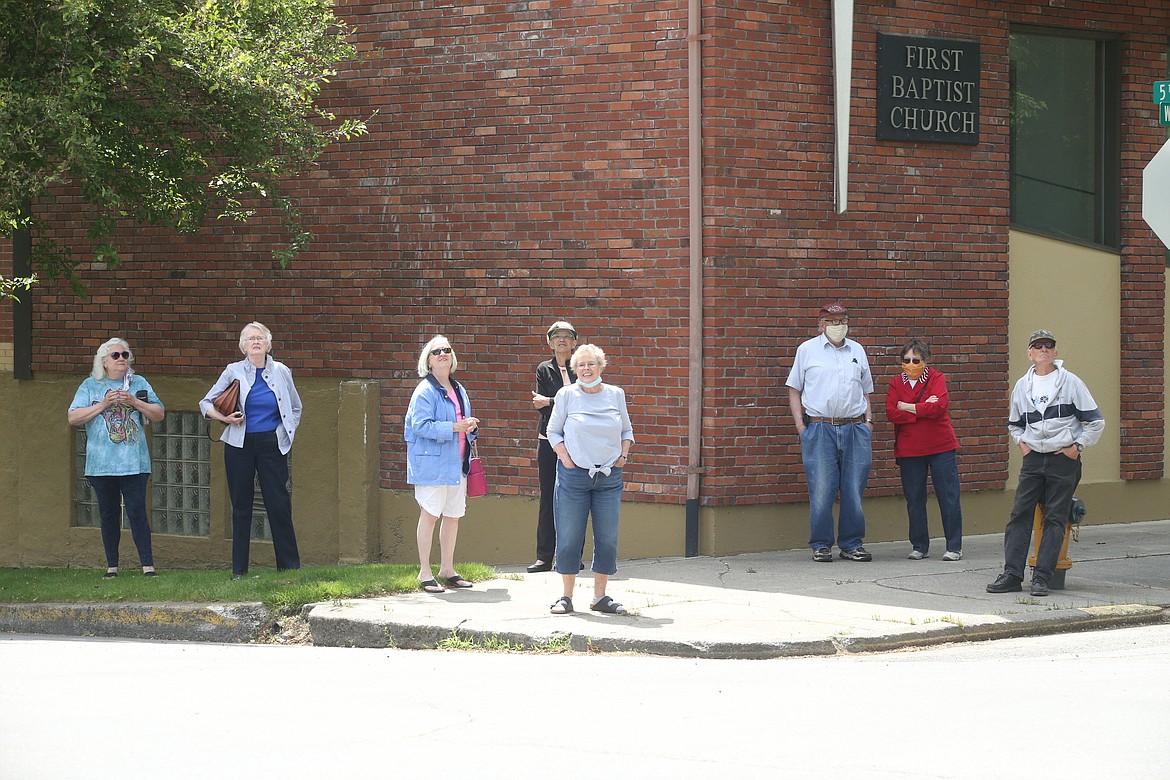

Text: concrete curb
xmin=0 ymin=602 xmax=271 ymax=643
xmin=304 ymin=603 xmax=1169 ymax=659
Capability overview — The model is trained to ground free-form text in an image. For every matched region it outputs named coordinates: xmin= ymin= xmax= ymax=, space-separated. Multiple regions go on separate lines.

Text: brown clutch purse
xmin=212 ymin=379 xmax=241 ymax=417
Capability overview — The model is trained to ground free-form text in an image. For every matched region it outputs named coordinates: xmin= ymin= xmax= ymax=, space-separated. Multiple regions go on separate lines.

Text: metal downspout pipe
xmin=685 ymin=0 xmax=704 ymax=557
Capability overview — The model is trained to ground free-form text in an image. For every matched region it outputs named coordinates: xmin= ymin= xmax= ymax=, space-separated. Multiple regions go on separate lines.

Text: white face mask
xmin=825 ymin=324 xmax=848 ymax=343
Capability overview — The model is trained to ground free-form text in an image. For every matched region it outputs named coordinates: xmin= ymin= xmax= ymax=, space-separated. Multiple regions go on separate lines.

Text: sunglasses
xmin=430 ymin=347 xmax=453 ymax=356
xmin=108 ymin=351 xmax=131 ymax=360
xmin=901 ymin=358 xmax=923 ymax=365
xmin=1030 ymin=341 xmax=1056 ymax=350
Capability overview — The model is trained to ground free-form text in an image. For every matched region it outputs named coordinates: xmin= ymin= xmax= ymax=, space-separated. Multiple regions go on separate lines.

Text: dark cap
xmin=818 ymin=301 xmax=848 ymax=319
xmin=1028 ymin=329 xmax=1056 ymax=347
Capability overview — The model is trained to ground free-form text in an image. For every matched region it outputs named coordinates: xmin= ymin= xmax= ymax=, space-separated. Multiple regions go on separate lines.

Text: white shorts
xmin=414 ymin=477 xmax=467 ymax=518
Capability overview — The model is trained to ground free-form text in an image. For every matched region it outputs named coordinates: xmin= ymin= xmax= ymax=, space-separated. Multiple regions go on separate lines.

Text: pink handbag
xmin=466 ymin=441 xmax=487 ymax=498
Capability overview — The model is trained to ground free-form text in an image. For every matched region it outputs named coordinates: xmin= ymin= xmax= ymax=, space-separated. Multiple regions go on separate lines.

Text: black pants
xmin=535 ymin=438 xmax=558 ymax=562
xmin=225 ymin=431 xmax=299 ymax=575
xmin=1003 ymin=450 xmax=1081 ymax=581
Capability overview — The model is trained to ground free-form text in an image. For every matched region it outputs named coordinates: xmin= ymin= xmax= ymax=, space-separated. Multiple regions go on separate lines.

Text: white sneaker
xmin=942 ymin=550 xmax=963 ymax=561
xmin=907 ymin=550 xmax=927 ymax=560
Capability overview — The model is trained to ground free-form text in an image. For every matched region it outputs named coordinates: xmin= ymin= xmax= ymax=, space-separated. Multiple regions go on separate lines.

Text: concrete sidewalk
xmin=306 ymin=519 xmax=1170 ymax=658
xmin=2 ymin=521 xmax=1167 ymax=656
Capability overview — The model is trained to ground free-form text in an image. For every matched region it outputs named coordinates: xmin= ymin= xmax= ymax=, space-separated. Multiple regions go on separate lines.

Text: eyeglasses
xmin=821 ymin=318 xmax=848 ymax=326
xmin=108 ymin=351 xmax=131 ymax=360
xmin=244 ymin=336 xmax=267 ymax=343
xmin=430 ymin=347 xmax=453 ymax=356
xmin=575 ymin=361 xmax=599 ymax=369
xmin=551 ymin=333 xmax=575 ymax=340
xmin=901 ymin=357 xmax=923 ymax=365
xmin=1030 ymin=341 xmax=1056 ymax=350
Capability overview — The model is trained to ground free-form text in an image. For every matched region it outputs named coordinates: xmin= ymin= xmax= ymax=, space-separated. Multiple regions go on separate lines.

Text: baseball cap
xmin=818 ymin=301 xmax=848 ymax=319
xmin=1028 ymin=329 xmax=1056 ymax=347
xmin=546 ymin=321 xmax=578 ymax=340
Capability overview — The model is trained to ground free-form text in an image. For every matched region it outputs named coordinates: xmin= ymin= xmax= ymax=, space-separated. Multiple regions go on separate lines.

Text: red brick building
xmin=3 ymin=1 xmax=1167 ymax=567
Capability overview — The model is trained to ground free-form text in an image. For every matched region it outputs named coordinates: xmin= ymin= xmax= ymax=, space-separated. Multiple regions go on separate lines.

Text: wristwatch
xmin=1075 ymin=443 xmax=1084 ymax=452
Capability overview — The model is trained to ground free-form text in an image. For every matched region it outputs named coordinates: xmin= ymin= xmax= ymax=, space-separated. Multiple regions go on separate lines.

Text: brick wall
xmin=19 ymin=0 xmax=1168 ymax=507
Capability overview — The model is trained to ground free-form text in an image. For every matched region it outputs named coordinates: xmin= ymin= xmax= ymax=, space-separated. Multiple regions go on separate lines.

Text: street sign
xmin=1154 ymin=80 xmax=1170 ymax=104
xmin=1161 ymin=103 xmax=1170 ymax=126
xmin=1143 ymin=139 xmax=1170 ymax=249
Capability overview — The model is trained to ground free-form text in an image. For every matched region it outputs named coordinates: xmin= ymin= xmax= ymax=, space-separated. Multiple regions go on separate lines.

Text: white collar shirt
xmin=785 ymin=333 xmax=873 ymax=418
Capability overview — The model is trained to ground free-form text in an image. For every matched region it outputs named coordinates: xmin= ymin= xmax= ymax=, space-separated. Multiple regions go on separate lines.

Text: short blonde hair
xmin=417 ymin=335 xmax=459 ymax=377
xmin=238 ymin=322 xmax=273 ymax=355
xmin=570 ymin=343 xmax=607 ymax=371
xmin=90 ymin=338 xmax=133 ymax=380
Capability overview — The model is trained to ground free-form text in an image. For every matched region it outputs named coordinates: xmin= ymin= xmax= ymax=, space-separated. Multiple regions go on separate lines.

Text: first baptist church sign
xmin=876 ymin=32 xmax=980 ymax=144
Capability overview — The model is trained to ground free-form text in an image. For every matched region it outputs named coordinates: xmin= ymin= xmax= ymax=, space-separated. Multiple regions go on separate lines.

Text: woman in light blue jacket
xmin=405 ymin=335 xmax=480 ymax=593
xmin=201 ymin=322 xmax=302 ymax=579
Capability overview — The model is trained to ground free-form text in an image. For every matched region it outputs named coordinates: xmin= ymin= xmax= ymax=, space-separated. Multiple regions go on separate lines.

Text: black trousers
xmin=535 ymin=438 xmax=558 ymax=562
xmin=225 ymin=431 xmax=300 ymax=575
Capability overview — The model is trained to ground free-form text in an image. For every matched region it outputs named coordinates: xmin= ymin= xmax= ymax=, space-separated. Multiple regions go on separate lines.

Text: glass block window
xmin=151 ymin=411 xmax=212 ymax=537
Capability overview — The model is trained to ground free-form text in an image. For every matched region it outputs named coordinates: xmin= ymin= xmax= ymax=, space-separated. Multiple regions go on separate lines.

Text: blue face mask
xmin=578 ymin=376 xmax=603 ymax=388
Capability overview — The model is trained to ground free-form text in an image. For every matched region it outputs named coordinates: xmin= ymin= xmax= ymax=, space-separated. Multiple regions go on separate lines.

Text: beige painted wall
xmin=1007 ymin=230 xmax=1121 ymax=484
xmin=0 ymin=372 xmax=379 ymax=570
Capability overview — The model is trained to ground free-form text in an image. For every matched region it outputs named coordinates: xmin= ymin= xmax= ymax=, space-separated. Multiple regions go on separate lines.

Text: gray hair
xmin=570 ymin=343 xmax=607 ymax=371
xmin=417 ymin=335 xmax=458 ymax=377
xmin=90 ymin=337 xmax=133 ymax=380
xmin=238 ymin=322 xmax=273 ymax=355
xmin=900 ymin=338 xmax=933 ymax=363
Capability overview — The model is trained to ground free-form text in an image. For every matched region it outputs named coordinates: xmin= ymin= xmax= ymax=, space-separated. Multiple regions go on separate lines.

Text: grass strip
xmin=0 ymin=562 xmax=496 ymax=615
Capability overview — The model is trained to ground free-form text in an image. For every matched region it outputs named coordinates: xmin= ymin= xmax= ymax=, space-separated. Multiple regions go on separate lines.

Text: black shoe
xmin=839 ymin=546 xmax=873 ymax=562
xmin=986 ymin=573 xmax=1022 ymax=593
xmin=526 ymin=560 xmax=552 ymax=573
xmin=1030 ymin=578 xmax=1049 ymax=597
xmin=812 ymin=547 xmax=833 ymax=562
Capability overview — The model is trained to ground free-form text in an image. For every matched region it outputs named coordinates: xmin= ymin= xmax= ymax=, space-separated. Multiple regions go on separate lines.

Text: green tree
xmin=0 ymin=0 xmax=367 ymax=292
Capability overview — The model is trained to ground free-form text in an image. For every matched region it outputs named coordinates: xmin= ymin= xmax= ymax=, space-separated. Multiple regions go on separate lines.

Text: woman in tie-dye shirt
xmin=68 ymin=337 xmax=165 ymax=579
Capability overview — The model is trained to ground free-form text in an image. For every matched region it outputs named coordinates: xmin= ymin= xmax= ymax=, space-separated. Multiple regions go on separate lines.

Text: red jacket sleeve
xmin=913 ymin=371 xmax=950 ymax=420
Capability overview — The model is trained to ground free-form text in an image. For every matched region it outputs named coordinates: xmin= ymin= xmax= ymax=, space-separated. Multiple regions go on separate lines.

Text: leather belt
xmin=806 ymin=415 xmax=867 ymax=425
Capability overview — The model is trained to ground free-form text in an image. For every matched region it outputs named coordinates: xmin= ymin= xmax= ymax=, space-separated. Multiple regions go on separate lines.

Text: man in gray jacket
xmin=987 ymin=329 xmax=1105 ymax=597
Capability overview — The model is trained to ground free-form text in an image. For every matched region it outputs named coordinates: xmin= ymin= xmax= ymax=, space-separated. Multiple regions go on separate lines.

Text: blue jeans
xmin=1003 ymin=450 xmax=1081 ymax=581
xmin=898 ymin=448 xmax=963 ymax=554
xmin=800 ymin=422 xmax=871 ymax=551
xmin=553 ymin=463 xmax=623 ymax=575
xmin=87 ymin=473 xmax=153 ymax=568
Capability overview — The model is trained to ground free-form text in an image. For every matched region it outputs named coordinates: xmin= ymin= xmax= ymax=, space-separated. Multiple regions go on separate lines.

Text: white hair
xmin=416 ymin=335 xmax=458 ymax=377
xmin=90 ymin=338 xmax=133 ymax=380
xmin=571 ymin=343 xmax=607 ymax=370
xmin=238 ymin=322 xmax=273 ymax=355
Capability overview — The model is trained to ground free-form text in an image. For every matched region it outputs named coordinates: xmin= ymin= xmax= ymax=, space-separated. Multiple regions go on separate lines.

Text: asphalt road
xmin=2 ymin=625 xmax=1167 ymax=779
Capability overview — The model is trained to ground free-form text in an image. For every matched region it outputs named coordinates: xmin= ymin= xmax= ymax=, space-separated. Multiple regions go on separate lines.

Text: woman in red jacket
xmin=885 ymin=339 xmax=964 ymax=561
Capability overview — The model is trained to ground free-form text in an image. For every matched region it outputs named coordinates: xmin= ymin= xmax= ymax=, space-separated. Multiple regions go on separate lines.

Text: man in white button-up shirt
xmin=786 ymin=300 xmax=875 ymax=563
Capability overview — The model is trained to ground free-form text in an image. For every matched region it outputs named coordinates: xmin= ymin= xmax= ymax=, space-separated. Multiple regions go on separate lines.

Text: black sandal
xmin=550 ymin=595 xmax=573 ymax=614
xmin=419 ymin=579 xmax=445 ymax=594
xmin=590 ymin=596 xmax=627 ymax=615
xmin=445 ymin=574 xmax=473 ymax=589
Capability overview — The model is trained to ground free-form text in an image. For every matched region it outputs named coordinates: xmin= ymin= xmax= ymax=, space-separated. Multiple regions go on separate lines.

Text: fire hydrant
xmin=1027 ymin=497 xmax=1086 ymax=590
